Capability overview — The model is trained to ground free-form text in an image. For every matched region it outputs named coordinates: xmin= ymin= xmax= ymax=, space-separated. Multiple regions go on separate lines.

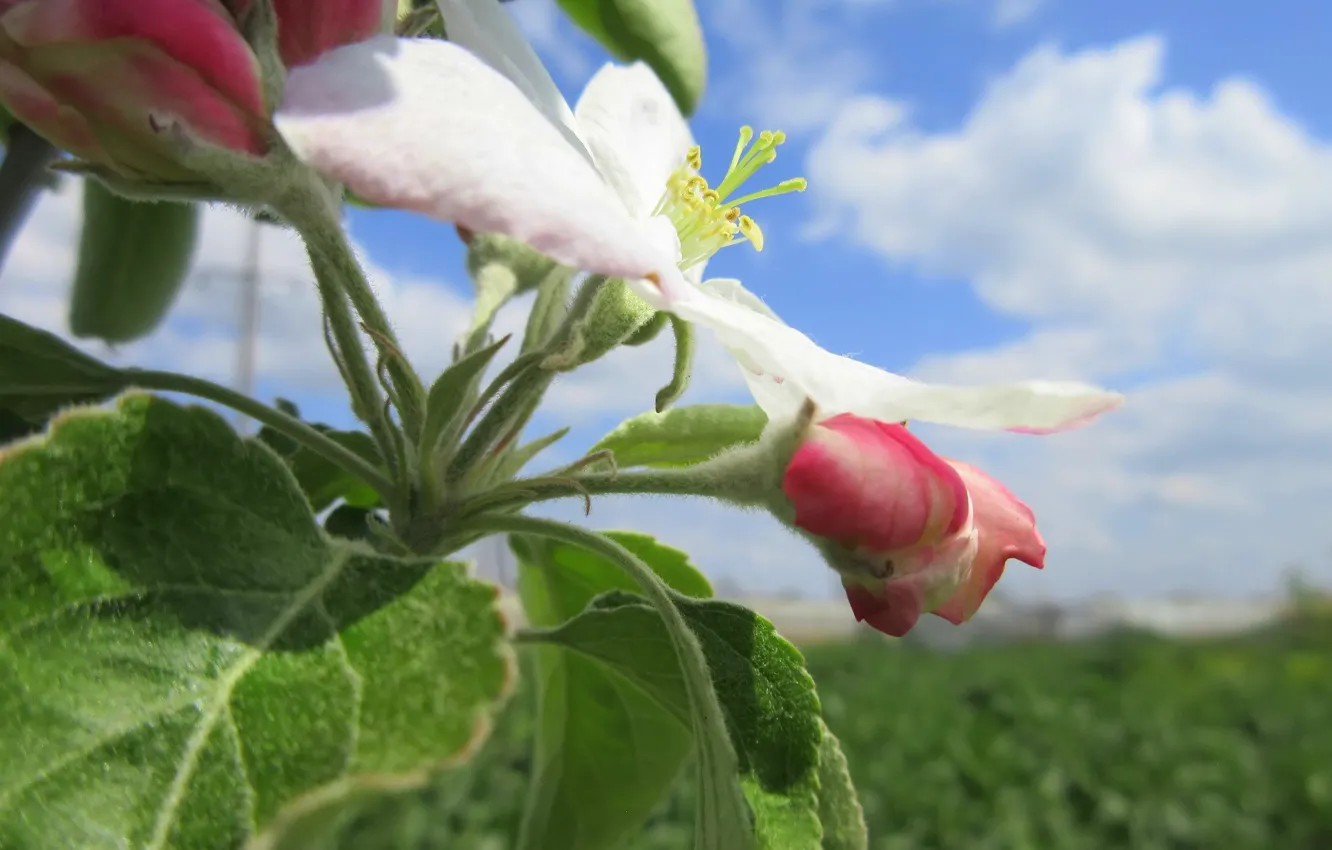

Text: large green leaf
xmin=592 ymin=403 xmax=768 ymax=468
xmin=525 ymin=590 xmax=821 ymax=791
xmin=520 ymin=589 xmax=825 ymax=848
xmin=0 ymin=394 xmax=513 ymax=850
xmin=511 ymin=531 xmax=713 ymax=850
xmin=0 ymin=312 xmax=127 ymax=423
xmin=557 ymin=0 xmax=706 ymax=115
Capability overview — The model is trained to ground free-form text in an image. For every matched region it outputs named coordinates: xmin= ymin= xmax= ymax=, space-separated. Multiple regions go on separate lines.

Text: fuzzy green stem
xmin=277 ymin=170 xmax=427 ymax=442
xmin=459 ymin=441 xmax=782 ymax=519
xmin=310 ymin=218 xmax=425 ymax=439
xmin=461 ymin=400 xmax=819 ymax=519
xmin=127 ymin=368 xmax=394 ymax=497
xmin=536 ymin=273 xmax=609 ymax=369
xmin=310 ymin=249 xmax=401 ymax=476
xmin=466 ymin=515 xmax=750 ymax=850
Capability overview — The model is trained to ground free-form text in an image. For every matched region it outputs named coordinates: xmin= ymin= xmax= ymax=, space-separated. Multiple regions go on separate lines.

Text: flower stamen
xmin=655 ymin=126 xmax=806 ymax=271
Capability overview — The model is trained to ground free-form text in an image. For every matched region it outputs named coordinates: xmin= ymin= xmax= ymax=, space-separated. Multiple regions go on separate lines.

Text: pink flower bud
xmin=226 ymin=0 xmax=394 ymax=69
xmin=0 ymin=0 xmax=391 ymax=180
xmin=783 ymin=414 xmax=970 ymax=555
xmin=782 ymin=413 xmax=1045 ymax=637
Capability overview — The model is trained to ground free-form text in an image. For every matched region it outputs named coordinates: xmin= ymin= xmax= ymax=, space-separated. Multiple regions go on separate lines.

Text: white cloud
xmin=992 ymin=0 xmax=1045 ymax=27
xmin=703 ymin=0 xmax=879 ymax=134
xmin=806 ymin=34 xmax=1332 ymax=598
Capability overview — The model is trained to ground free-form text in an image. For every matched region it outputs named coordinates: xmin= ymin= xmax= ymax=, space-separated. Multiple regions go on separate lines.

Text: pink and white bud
xmin=227 ymin=0 xmax=395 ymax=70
xmin=782 ymin=413 xmax=1046 ymax=637
xmin=0 ymin=0 xmax=391 ymax=180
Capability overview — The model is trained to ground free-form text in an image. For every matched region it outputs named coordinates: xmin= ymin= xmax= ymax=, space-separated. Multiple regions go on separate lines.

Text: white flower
xmin=274 ymin=0 xmax=1123 ymax=433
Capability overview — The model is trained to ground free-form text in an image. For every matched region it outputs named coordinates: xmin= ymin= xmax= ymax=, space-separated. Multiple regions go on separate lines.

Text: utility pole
xmin=495 ymin=534 xmax=513 ymax=589
xmin=233 ymin=219 xmax=262 ymax=434
xmin=192 ymin=217 xmax=305 ymax=433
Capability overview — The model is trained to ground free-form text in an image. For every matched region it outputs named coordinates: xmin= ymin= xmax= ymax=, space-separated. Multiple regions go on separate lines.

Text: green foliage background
xmin=349 ymin=610 xmax=1332 ymax=850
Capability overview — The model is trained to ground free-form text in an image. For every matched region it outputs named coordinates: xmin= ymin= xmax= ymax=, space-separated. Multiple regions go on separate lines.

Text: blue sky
xmin=5 ymin=0 xmax=1331 ymax=603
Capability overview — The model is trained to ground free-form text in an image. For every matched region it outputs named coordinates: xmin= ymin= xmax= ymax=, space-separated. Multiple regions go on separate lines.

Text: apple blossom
xmin=782 ymin=413 xmax=1046 ymax=636
xmin=274 ymin=0 xmax=1123 ymax=435
xmin=0 ymin=0 xmax=394 ymax=180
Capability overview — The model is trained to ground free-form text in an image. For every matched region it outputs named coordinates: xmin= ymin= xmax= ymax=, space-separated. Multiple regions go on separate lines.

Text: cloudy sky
xmin=4 ymin=0 xmax=1330 ymax=602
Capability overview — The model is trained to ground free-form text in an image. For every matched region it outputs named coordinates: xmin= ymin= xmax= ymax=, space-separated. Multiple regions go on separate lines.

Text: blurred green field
xmin=358 ymin=609 xmax=1332 ymax=850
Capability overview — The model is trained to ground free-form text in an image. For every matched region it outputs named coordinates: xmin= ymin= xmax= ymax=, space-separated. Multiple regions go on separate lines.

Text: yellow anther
xmin=655 ymin=126 xmax=804 ymax=267
xmin=738 ymin=216 xmax=764 ymax=252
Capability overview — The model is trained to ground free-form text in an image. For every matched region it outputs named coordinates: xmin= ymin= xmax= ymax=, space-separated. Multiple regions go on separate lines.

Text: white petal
xmin=574 ymin=62 xmax=694 ymax=217
xmin=675 ymin=279 xmax=1124 ymax=431
xmin=702 ymin=278 xmax=784 ymax=323
xmin=434 ymin=0 xmax=593 ymax=164
xmin=276 ymin=37 xmax=675 ymax=281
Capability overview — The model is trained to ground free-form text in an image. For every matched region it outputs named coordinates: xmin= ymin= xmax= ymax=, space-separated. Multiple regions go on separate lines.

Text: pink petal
xmin=931 ymin=460 xmax=1046 ymax=625
xmin=0 ymin=59 xmax=108 ymax=162
xmin=783 ymin=414 xmax=969 ymax=553
xmin=42 ymin=39 xmax=268 ymax=166
xmin=844 ymin=579 xmax=924 ymax=638
xmin=1 ymin=0 xmax=264 ymax=116
xmin=252 ymin=0 xmax=395 ymax=68
xmin=275 ymin=36 xmax=677 ymax=282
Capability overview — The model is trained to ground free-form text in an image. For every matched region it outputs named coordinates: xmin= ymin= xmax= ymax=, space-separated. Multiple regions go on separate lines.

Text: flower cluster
xmin=1 ymin=0 xmax=1123 ymax=636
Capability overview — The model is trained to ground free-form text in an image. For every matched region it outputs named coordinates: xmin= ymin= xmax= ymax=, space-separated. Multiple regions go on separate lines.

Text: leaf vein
xmin=143 ymin=546 xmax=355 ymax=850
xmin=323 ymin=604 xmax=364 ymax=772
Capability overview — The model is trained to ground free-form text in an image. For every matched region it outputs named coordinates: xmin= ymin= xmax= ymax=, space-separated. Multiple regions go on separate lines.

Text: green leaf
xmin=814 ymin=721 xmax=868 ymax=850
xmin=0 ymin=394 xmax=514 ymax=849
xmin=420 ymin=334 xmax=508 ymax=459
xmin=251 ymin=728 xmax=503 ymax=850
xmin=258 ymin=420 xmax=383 ymax=512
xmin=744 ymin=774 xmax=821 ymax=850
xmin=69 ymin=181 xmax=199 ymax=344
xmin=521 ymin=586 xmax=825 ymax=848
xmin=558 ymin=0 xmax=707 ymax=115
xmin=654 ymin=313 xmax=694 ymax=412
xmin=0 ymin=312 xmax=127 ymax=423
xmin=592 ymin=403 xmax=768 ymax=468
xmin=525 ymin=590 xmax=822 ymax=795
xmin=0 ymin=407 xmax=40 ymax=445
xmin=511 ymin=531 xmax=713 ymax=850
xmin=487 ymin=425 xmax=569 ymax=484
